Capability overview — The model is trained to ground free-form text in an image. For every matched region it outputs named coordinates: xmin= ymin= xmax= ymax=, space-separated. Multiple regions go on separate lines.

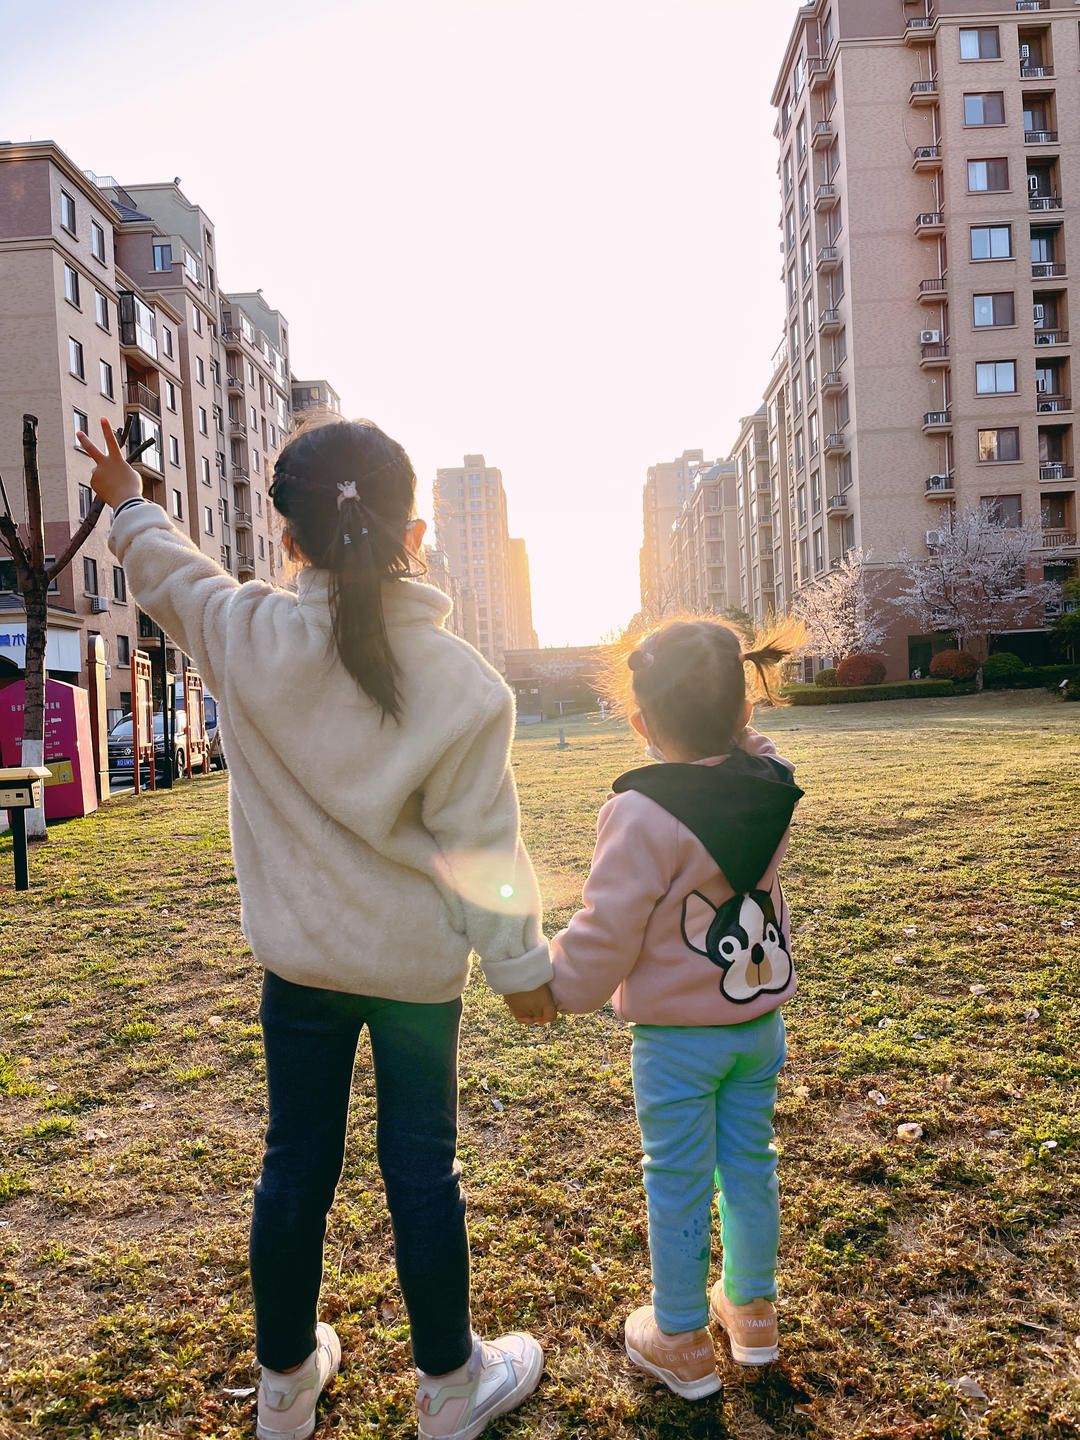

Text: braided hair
xmin=269 ymin=418 xmax=421 ymax=721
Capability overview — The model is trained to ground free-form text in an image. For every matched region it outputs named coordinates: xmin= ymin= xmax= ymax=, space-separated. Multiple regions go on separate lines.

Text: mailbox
xmin=1 ymin=766 xmax=51 ymax=891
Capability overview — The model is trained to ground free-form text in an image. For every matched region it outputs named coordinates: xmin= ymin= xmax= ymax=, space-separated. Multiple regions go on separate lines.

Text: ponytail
xmin=331 ymin=489 xmax=405 ymax=721
xmin=739 ymin=614 xmax=807 ymax=706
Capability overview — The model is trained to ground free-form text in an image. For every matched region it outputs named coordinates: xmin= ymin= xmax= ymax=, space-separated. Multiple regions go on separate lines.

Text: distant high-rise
xmin=640 ymin=449 xmax=705 ymax=618
xmin=508 ymin=537 xmax=538 ymax=650
xmin=669 ymin=460 xmax=740 ymax=616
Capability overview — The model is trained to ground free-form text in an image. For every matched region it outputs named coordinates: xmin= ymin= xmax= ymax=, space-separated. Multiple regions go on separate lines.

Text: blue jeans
xmin=250 ymin=970 xmax=473 ymax=1375
xmin=631 ymin=1009 xmax=786 ymax=1333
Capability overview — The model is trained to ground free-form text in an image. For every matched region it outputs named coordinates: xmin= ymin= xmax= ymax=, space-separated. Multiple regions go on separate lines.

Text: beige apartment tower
xmin=669 ymin=460 xmax=740 ymax=616
xmin=640 ymin=449 xmax=705 ymax=618
xmin=770 ymin=0 xmax=1078 ymax=672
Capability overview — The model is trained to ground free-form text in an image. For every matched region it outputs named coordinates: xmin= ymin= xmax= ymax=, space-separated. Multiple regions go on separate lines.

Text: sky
xmin=3 ymin=0 xmax=798 ymax=646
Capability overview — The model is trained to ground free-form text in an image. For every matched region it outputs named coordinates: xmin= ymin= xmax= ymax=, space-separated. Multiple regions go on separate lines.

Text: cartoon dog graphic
xmin=680 ymin=888 xmax=793 ymax=1004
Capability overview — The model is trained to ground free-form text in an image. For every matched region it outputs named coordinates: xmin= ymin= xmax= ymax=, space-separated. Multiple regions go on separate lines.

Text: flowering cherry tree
xmin=794 ymin=547 xmax=886 ymax=662
xmin=890 ymin=505 xmax=1062 ymax=661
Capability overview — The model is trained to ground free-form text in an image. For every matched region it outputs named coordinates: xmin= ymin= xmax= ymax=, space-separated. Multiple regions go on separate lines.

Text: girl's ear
xmin=629 ymin=709 xmax=649 ymax=741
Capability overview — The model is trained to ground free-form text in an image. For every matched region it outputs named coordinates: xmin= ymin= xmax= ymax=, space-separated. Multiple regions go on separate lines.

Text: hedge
xmin=982 ymin=663 xmax=1080 ymax=691
xmin=783 ymin=679 xmax=957 ymax=705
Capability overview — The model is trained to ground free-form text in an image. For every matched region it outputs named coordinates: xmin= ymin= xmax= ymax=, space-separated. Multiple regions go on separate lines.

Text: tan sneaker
xmin=417 ymin=1332 xmax=543 ymax=1440
xmin=256 ymin=1322 xmax=341 ymax=1440
xmin=708 ymin=1283 xmax=779 ymax=1365
xmin=624 ymin=1304 xmax=721 ymax=1400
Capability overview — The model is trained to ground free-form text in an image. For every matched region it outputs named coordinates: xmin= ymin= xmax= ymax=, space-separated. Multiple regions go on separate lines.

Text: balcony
xmin=815 ymin=183 xmax=840 ymax=212
xmin=229 ymin=416 xmax=248 ymax=437
xmin=909 ymin=78 xmax=939 ymax=106
xmin=1025 ymin=130 xmax=1059 ymax=145
xmin=820 ymin=307 xmax=843 ymax=333
xmin=1016 ymin=0 xmax=1047 ymax=9
xmin=812 ymin=120 xmax=834 ymax=151
xmin=1021 ymin=64 xmax=1054 ymax=79
xmin=227 ymin=371 xmax=244 ymax=392
xmin=124 ymin=379 xmax=160 ymax=416
xmin=824 ymin=430 xmax=850 ymax=454
xmin=926 ymin=472 xmax=955 ymax=496
xmin=223 ymin=327 xmax=245 ymax=347
xmin=1039 ymin=528 xmax=1077 ymax=550
xmin=915 ymin=210 xmax=945 ymax=237
xmin=237 ymin=551 xmax=256 ymax=577
xmin=817 ymin=244 xmax=840 ymax=272
xmin=920 ymin=342 xmax=950 ymax=369
xmin=234 ymin=508 xmax=252 ymax=530
xmin=913 ymin=144 xmax=943 ymax=172
xmin=918 ymin=276 xmax=947 ymax=303
xmin=904 ymin=13 xmax=938 ymax=44
xmin=1036 ymin=395 xmax=1072 ymax=414
xmin=822 ymin=369 xmax=844 ymax=394
xmin=231 ymin=465 xmax=251 ymax=482
xmin=807 ymin=54 xmax=833 ymax=90
xmin=1035 ymin=328 xmax=1069 ymax=347
xmin=1033 ymin=261 xmax=1066 ymax=279
xmin=922 ymin=409 xmax=952 ymax=432
xmin=1029 ymin=194 xmax=1063 ymax=212
xmin=1039 ymin=462 xmax=1074 ymax=480
xmin=826 ymin=493 xmax=850 ymax=515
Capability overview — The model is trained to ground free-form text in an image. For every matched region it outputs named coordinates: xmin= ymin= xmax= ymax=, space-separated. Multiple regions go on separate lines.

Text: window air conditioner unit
xmin=1028 ymin=172 xmax=1040 ymax=191
xmin=919 ymin=328 xmax=941 ymax=344
xmin=90 ymin=595 xmax=109 ymax=614
xmin=928 ymin=473 xmax=951 ymax=487
xmin=1020 ymin=44 xmax=1031 ymax=61
xmin=926 ymin=529 xmax=946 ymax=548
xmin=1033 ymin=303 xmax=1046 ymax=323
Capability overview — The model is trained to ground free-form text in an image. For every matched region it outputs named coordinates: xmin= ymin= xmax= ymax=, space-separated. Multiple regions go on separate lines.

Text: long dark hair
xmin=269 ymin=418 xmax=421 ymax=721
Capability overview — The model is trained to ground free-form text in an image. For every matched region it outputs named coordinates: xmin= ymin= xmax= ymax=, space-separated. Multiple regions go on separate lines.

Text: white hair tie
xmin=337 ymin=481 xmax=359 ymax=508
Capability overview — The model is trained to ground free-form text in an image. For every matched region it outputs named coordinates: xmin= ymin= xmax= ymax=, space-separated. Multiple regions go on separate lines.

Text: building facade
xmin=291 ymin=378 xmax=342 ymax=417
xmin=508 ymin=537 xmax=539 ymax=650
xmin=669 ymin=461 xmax=740 ymax=616
xmin=640 ymin=448 xmax=705 ymax=618
xmin=768 ymin=0 xmax=1078 ymax=671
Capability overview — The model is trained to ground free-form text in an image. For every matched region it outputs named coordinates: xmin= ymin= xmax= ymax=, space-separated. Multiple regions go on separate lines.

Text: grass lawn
xmin=1 ymin=690 xmax=1078 ymax=1439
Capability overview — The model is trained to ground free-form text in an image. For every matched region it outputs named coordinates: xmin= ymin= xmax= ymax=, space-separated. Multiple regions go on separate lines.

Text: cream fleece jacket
xmin=109 ymin=502 xmax=552 ymax=1002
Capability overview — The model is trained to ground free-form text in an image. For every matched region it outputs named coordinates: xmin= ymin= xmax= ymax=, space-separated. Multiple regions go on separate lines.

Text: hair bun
xmin=628 ymin=649 xmax=655 ymax=672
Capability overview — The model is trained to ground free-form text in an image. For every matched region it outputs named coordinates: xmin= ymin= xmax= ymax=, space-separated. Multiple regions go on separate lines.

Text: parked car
xmin=203 ymin=694 xmax=227 ymax=771
xmin=107 ymin=709 xmax=188 ymax=786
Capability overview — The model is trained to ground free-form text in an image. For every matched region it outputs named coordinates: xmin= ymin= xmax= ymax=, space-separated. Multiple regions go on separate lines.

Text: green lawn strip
xmin=0 ymin=693 xmax=1077 ymax=1438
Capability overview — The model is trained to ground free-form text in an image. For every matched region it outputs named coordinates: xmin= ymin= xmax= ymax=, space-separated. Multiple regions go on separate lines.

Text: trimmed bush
xmin=982 ymin=652 xmax=1025 ymax=688
xmin=814 ymin=668 xmax=840 ymax=688
xmin=929 ymin=649 xmax=980 ymax=681
xmin=1063 ymin=678 xmax=1080 ymax=702
xmin=784 ymin=679 xmax=956 ymax=705
xmin=836 ymin=653 xmax=887 ymax=686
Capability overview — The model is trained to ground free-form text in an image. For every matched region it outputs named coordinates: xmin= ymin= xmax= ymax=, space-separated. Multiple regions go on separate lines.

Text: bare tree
xmin=0 ymin=413 xmax=149 ymax=839
xmin=889 ymin=505 xmax=1062 ymax=661
xmin=795 ymin=547 xmax=886 ymax=662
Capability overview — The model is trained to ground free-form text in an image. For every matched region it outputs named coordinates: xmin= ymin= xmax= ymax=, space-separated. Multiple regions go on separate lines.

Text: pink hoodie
xmin=549 ymin=731 xmax=798 ymax=1027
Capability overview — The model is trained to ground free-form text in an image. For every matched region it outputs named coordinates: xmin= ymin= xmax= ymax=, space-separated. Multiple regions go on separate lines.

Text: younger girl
xmin=78 ymin=416 xmax=550 ymax=1440
xmin=548 ymin=617 xmax=804 ymax=1399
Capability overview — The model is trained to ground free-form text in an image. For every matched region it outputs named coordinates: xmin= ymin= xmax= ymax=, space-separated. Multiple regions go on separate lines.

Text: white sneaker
xmin=416 ymin=1332 xmax=543 ymax=1440
xmin=256 ymin=1322 xmax=341 ymax=1440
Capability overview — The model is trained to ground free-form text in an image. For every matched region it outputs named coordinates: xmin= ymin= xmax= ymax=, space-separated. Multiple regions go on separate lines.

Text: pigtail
xmin=740 ymin=614 xmax=808 ymax=706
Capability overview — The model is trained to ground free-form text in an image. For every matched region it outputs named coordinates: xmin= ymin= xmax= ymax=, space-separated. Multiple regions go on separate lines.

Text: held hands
xmin=76 ymin=418 xmax=143 ymax=509
xmin=502 ymin=983 xmax=557 ymax=1026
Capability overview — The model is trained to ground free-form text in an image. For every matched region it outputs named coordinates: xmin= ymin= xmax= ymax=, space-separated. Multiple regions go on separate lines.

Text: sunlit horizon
xmin=4 ymin=0 xmax=800 ymax=646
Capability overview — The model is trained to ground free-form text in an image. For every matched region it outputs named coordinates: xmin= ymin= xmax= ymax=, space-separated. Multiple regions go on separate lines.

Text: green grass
xmin=0 ymin=690 xmax=1078 ymax=1438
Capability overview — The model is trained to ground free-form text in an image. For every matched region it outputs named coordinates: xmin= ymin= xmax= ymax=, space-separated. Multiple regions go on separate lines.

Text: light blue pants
xmin=631 ymin=1009 xmax=786 ymax=1333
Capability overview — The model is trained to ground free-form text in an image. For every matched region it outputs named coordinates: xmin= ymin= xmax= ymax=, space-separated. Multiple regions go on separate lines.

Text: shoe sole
xmin=256 ymin=1328 xmax=342 ymax=1440
xmin=418 ymin=1344 xmax=544 ymax=1440
xmin=624 ymin=1342 xmax=723 ymax=1401
xmin=708 ymin=1303 xmax=779 ymax=1366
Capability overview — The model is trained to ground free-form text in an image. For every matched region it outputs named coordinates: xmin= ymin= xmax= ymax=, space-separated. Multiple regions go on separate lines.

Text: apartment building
xmin=423 ymin=545 xmax=479 ymax=648
xmin=508 ymin=537 xmax=539 ymax=650
xmin=768 ymin=0 xmax=1079 ymax=672
xmin=291 ymin=378 xmax=341 ymax=417
xmin=432 ymin=455 xmax=537 ymax=670
xmin=639 ymin=449 xmax=705 ymax=619
xmin=669 ymin=461 xmax=740 ymax=615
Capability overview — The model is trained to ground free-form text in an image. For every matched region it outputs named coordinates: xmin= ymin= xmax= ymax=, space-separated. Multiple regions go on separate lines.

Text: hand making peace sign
xmin=76 ymin=417 xmax=144 ymax=510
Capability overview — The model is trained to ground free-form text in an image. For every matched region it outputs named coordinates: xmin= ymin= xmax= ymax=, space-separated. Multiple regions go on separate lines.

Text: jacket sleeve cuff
xmin=479 ymin=940 xmax=553 ymax=995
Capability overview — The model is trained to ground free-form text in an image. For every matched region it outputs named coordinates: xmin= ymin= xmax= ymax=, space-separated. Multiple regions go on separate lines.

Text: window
xmin=978 ymin=427 xmax=1020 ymax=462
xmin=250 ymin=405 xmax=258 ymax=428
xmin=94 ymin=290 xmax=109 ymax=329
xmin=116 ymin=635 xmax=130 ymax=665
xmin=783 ymin=152 xmax=793 ymax=196
xmin=192 ymin=304 xmax=202 ymax=334
xmin=976 ymin=360 xmax=1016 ymax=394
xmin=195 ymin=355 xmax=205 ymax=386
xmin=811 ymin=470 xmax=821 ymax=516
xmin=968 ymin=158 xmax=1009 ymax=192
xmin=169 ymin=434 xmax=180 ymax=465
xmin=204 ymin=505 xmax=214 ymax=535
xmin=171 ymin=488 xmax=183 ymax=519
xmin=83 ymin=556 xmax=98 ymax=594
xmin=198 ymin=406 xmax=208 ymax=435
xmin=99 ymin=359 xmax=114 ymax=399
xmin=964 ymin=92 xmax=1005 ymax=126
xmin=78 ymin=483 xmax=93 ymax=518
xmin=73 ymin=407 xmax=88 ymax=443
xmin=982 ymin=493 xmax=1022 ymax=527
xmin=973 ymin=292 xmax=1015 ymax=327
xmin=959 ymin=27 xmax=1000 ymax=60
xmin=255 ymin=490 xmax=263 ymax=516
xmin=970 ymin=225 xmax=1011 ymax=260
xmin=165 ymin=379 xmax=177 ymax=411
xmin=162 ymin=326 xmax=173 ymax=358
xmin=113 ymin=566 xmax=126 ymax=602
xmin=258 ymin=535 xmax=265 ymax=559
xmin=60 ymin=190 xmax=76 ymax=233
xmin=799 ymin=175 xmax=810 ymax=220
xmin=796 ymin=116 xmax=807 ymax=162
xmin=91 ymin=220 xmax=106 ymax=262
xmin=1030 ymin=230 xmax=1054 ymax=264
xmin=813 ymin=530 xmax=824 ymax=573
xmin=201 ymin=456 xmax=211 ymax=485
xmin=64 ymin=264 xmax=80 ymax=306
xmin=153 ymin=242 xmax=172 ymax=271
xmin=248 ymin=363 xmax=255 ymax=385
xmin=68 ymin=336 xmax=84 ymax=379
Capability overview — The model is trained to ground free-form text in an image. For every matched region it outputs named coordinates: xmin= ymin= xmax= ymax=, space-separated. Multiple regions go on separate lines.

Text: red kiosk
xmin=183 ymin=665 xmax=209 ymax=777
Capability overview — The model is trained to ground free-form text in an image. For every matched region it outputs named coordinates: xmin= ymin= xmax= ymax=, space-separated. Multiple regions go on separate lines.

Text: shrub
xmin=1063 ymin=678 xmax=1080 ymax=702
xmin=836 ymin=653 xmax=887 ymax=686
xmin=981 ymin=652 xmax=1025 ymax=688
xmin=814 ymin=668 xmax=840 ymax=688
xmin=784 ymin=679 xmax=955 ymax=705
xmin=929 ymin=649 xmax=980 ymax=681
